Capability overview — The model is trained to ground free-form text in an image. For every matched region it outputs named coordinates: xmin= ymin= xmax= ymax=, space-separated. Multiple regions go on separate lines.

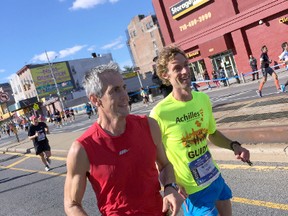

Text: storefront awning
xmin=8 ymin=97 xmax=38 ymax=112
xmin=198 ymin=34 xmax=234 ymax=58
xmin=42 ymin=97 xmax=59 ymax=106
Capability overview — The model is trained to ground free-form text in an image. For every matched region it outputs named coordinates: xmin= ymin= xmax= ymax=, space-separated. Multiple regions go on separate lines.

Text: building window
xmin=150 ymin=31 xmax=154 ymax=38
xmin=153 ymin=41 xmax=157 ymax=49
xmin=146 ymin=23 xmax=151 ymax=30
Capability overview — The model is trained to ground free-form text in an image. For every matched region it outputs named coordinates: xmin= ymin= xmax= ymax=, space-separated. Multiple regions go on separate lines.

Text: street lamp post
xmin=45 ymin=51 xmax=65 ymax=111
xmin=133 ymin=67 xmax=143 ymax=88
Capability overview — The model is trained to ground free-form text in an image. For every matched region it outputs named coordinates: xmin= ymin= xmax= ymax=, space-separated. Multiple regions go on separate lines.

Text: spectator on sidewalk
xmin=150 ymin=46 xmax=251 ymax=216
xmin=64 ymin=62 xmax=184 ymax=216
xmin=249 ymin=55 xmax=259 ymax=81
xmin=212 ymin=70 xmax=221 ymax=88
xmin=219 ymin=66 xmax=228 ymax=86
xmin=256 ymin=45 xmax=282 ymax=97
xmin=147 ymin=86 xmax=154 ymax=103
xmin=28 ymin=115 xmax=51 ymax=171
xmin=203 ymin=69 xmax=212 ymax=90
xmin=191 ymin=71 xmax=199 ymax=91
xmin=140 ymin=87 xmax=149 ymax=106
xmin=128 ymin=96 xmax=132 ymax=111
xmin=279 ymin=42 xmax=288 ymax=92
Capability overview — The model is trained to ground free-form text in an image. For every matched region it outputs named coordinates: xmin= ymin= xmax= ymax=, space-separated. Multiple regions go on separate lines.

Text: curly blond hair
xmin=156 ymin=46 xmax=186 ymax=86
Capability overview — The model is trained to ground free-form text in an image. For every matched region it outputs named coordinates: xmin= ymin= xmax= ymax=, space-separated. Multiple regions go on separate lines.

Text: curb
xmin=219 ymin=125 xmax=288 ymax=144
xmin=1 ymin=125 xmax=287 ymax=157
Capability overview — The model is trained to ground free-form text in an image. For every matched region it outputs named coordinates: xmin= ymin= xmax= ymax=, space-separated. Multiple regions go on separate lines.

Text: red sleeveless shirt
xmin=77 ymin=115 xmax=163 ymax=216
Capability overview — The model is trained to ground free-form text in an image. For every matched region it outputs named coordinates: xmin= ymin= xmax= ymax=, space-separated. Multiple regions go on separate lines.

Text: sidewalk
xmin=1 ymin=87 xmax=288 ymax=162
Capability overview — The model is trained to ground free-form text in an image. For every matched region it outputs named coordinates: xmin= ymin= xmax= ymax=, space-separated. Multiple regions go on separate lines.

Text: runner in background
xmin=85 ymin=102 xmax=93 ymax=120
xmin=28 ymin=115 xmax=51 ymax=171
xmin=256 ymin=45 xmax=281 ymax=97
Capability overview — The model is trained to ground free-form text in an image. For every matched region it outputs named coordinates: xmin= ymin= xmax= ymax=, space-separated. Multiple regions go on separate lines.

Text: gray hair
xmin=82 ymin=62 xmax=120 ymax=98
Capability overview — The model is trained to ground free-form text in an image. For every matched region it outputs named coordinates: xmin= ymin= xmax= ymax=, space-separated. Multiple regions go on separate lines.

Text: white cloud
xmin=2 ymin=73 xmax=16 ymax=82
xmin=70 ymin=0 xmax=106 ymax=10
xmin=101 ymin=36 xmax=124 ymax=50
xmin=87 ymin=45 xmax=97 ymax=52
xmin=0 ymin=69 xmax=5 ymax=73
xmin=69 ymin=0 xmax=119 ymax=10
xmin=58 ymin=45 xmax=86 ymax=58
xmin=31 ymin=45 xmax=86 ymax=63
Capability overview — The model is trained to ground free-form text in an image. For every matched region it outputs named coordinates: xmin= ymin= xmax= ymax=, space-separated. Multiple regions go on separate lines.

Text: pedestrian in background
xmin=219 ymin=66 xmax=228 ymax=86
xmin=140 ymin=87 xmax=149 ymax=106
xmin=191 ymin=71 xmax=199 ymax=91
xmin=64 ymin=62 xmax=183 ymax=216
xmin=279 ymin=42 xmax=288 ymax=92
xmin=128 ymin=96 xmax=132 ymax=111
xmin=249 ymin=55 xmax=259 ymax=81
xmin=28 ymin=115 xmax=51 ymax=171
xmin=85 ymin=102 xmax=93 ymax=120
xmin=147 ymin=86 xmax=154 ymax=102
xmin=212 ymin=70 xmax=221 ymax=88
xmin=70 ymin=108 xmax=75 ymax=121
xmin=256 ymin=45 xmax=281 ymax=97
xmin=54 ymin=109 xmax=62 ymax=128
xmin=150 ymin=46 xmax=251 ymax=216
xmin=203 ymin=69 xmax=212 ymax=90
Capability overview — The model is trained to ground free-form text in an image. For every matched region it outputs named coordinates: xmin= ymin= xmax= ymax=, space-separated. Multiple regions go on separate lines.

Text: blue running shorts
xmin=182 ymin=174 xmax=232 ymax=216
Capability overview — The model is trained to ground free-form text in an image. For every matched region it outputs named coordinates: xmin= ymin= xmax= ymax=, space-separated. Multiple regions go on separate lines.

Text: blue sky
xmin=0 ymin=0 xmax=155 ymax=83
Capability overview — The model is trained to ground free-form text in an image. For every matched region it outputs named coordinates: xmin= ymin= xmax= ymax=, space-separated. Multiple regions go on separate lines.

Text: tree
xmin=123 ymin=65 xmax=134 ymax=73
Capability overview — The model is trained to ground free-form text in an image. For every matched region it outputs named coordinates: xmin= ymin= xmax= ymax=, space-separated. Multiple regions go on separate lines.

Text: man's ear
xmin=89 ymin=95 xmax=101 ymax=107
xmin=161 ymin=72 xmax=169 ymax=81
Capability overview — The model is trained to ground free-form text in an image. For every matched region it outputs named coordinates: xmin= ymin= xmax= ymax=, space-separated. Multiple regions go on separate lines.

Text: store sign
xmin=279 ymin=17 xmax=288 ymax=23
xmin=170 ymin=0 xmax=210 ymax=19
xmin=186 ymin=51 xmax=200 ymax=58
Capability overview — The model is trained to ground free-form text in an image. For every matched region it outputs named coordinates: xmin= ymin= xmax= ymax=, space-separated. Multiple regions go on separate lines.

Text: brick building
xmin=126 ymin=14 xmax=165 ymax=75
xmin=152 ymin=0 xmax=288 ymax=80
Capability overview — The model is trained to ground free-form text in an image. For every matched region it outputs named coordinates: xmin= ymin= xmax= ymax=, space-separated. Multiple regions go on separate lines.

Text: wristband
xmin=164 ymin=182 xmax=179 ymax=191
xmin=230 ymin=141 xmax=241 ymax=151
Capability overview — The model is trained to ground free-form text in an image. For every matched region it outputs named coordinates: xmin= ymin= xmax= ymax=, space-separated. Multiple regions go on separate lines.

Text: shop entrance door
xmin=189 ymin=59 xmax=207 ymax=81
xmin=211 ymin=50 xmax=238 ymax=78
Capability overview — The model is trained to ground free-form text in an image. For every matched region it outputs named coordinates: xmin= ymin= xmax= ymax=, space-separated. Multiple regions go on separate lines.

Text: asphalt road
xmin=0 ymin=152 xmax=287 ymax=216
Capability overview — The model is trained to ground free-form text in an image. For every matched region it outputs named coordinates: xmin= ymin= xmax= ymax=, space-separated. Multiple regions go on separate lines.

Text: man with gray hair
xmin=64 ymin=62 xmax=184 ymax=216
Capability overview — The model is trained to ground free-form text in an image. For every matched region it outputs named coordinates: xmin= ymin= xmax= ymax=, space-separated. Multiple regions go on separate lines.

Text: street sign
xmin=0 ymin=92 xmax=10 ymax=102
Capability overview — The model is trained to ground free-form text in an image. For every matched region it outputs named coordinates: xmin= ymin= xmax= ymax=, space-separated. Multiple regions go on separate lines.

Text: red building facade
xmin=152 ymin=0 xmax=288 ymax=81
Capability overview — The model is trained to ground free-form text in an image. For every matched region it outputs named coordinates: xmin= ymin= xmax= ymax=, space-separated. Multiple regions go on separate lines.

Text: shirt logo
xmin=119 ymin=149 xmax=129 ymax=155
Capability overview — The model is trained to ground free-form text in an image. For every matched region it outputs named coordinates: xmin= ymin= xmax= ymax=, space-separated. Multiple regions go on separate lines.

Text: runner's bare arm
xmin=28 ymin=132 xmax=38 ymax=140
xmin=208 ymin=130 xmax=250 ymax=162
xmin=148 ymin=117 xmax=184 ymax=216
xmin=64 ymin=141 xmax=90 ymax=216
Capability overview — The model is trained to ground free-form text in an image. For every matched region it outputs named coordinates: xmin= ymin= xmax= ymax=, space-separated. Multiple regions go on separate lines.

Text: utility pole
xmin=134 ymin=67 xmax=143 ymax=88
xmin=45 ymin=51 xmax=65 ymax=111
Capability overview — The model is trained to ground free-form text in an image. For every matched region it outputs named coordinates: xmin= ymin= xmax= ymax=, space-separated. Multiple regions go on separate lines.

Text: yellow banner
xmin=30 ymin=62 xmax=73 ymax=98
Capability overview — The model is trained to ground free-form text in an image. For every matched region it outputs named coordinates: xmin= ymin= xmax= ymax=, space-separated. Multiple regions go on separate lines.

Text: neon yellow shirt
xmin=150 ymin=91 xmax=220 ymax=194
